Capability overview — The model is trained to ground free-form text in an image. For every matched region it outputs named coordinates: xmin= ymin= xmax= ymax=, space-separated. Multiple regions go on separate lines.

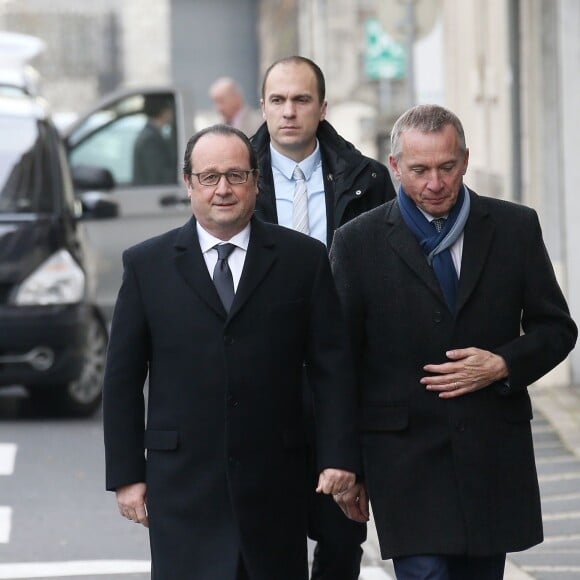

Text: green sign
xmin=365 ymin=19 xmax=406 ymax=80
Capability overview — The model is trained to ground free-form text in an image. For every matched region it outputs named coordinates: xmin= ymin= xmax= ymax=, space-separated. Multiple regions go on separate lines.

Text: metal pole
xmin=508 ymin=0 xmax=522 ymax=202
xmin=405 ymin=0 xmax=416 ymax=106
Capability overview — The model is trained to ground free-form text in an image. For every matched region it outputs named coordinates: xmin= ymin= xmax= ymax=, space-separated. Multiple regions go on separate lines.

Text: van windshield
xmin=0 ymin=114 xmax=55 ymax=213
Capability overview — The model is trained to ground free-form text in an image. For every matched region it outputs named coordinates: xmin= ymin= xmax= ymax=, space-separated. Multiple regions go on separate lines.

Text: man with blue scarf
xmin=330 ymin=104 xmax=577 ymax=580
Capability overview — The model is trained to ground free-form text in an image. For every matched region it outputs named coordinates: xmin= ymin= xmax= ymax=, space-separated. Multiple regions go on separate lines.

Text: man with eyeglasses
xmin=252 ymin=56 xmax=396 ymax=580
xmin=103 ymin=124 xmax=361 ymax=580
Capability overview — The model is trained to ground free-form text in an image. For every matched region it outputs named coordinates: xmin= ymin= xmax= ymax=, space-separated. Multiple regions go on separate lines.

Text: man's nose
xmin=214 ymin=174 xmax=232 ymax=194
xmin=426 ymin=170 xmax=445 ymax=190
xmin=282 ymin=100 xmax=296 ymax=117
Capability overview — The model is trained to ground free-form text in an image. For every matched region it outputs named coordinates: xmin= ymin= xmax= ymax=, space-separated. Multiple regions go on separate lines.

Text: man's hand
xmin=116 ymin=482 xmax=148 ymax=528
xmin=333 ymin=482 xmax=370 ymax=523
xmin=421 ymin=347 xmax=508 ymax=398
xmin=315 ymin=468 xmax=356 ymax=496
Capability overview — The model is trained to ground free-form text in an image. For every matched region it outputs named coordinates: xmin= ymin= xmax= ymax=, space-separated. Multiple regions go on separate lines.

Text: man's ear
xmin=388 ymin=155 xmax=401 ymax=180
xmin=182 ymin=174 xmax=192 ymax=194
xmin=462 ymin=148 xmax=470 ymax=175
xmin=320 ymin=100 xmax=328 ymax=121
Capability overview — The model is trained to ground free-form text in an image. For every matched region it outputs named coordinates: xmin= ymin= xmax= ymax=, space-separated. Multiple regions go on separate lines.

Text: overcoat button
xmin=355 ymin=190 xmax=362 ymax=196
xmin=433 ymin=311 xmax=443 ymax=323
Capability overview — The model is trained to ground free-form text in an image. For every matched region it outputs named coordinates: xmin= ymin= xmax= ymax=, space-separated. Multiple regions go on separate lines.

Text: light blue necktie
xmin=292 ymin=165 xmax=309 ymax=234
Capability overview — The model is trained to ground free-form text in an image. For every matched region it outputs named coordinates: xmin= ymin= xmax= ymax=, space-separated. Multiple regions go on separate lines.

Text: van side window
xmin=68 ymin=93 xmax=178 ymax=187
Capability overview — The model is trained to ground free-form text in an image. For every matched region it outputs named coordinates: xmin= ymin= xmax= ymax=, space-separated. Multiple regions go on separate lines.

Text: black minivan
xmin=0 ymin=89 xmax=118 ymax=416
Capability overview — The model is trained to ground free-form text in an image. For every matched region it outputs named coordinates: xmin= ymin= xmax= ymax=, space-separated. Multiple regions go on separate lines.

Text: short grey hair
xmin=390 ymin=104 xmax=467 ymax=161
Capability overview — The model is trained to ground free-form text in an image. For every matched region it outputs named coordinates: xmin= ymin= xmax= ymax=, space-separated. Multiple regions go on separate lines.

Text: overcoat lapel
xmin=456 ymin=191 xmax=494 ymax=313
xmin=229 ymin=217 xmax=276 ymax=319
xmin=173 ymin=216 xmax=277 ymax=322
xmin=384 ymin=202 xmax=447 ymax=306
xmin=173 ymin=218 xmax=225 ymax=317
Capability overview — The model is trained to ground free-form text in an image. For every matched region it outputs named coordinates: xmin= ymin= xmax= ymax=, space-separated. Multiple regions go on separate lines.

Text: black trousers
xmin=304 ymin=386 xmax=366 ymax=580
xmin=308 ymin=489 xmax=366 ymax=580
xmin=236 ymin=555 xmax=250 ymax=580
xmin=393 ymin=554 xmax=506 ymax=580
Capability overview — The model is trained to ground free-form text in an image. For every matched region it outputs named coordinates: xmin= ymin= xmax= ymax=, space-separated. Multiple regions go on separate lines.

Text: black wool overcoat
xmin=330 ymin=190 xmax=577 ymax=558
xmin=104 ymin=216 xmax=360 ymax=580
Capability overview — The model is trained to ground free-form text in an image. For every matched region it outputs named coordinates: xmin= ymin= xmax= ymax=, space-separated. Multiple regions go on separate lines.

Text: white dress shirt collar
xmin=269 ymin=140 xmax=321 ymax=180
xmin=417 ymin=207 xmax=449 ymax=223
xmin=196 ymin=221 xmax=251 ymax=254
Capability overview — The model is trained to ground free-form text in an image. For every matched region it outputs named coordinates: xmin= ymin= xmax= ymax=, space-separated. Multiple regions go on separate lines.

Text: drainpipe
xmin=508 ymin=0 xmax=522 ymax=202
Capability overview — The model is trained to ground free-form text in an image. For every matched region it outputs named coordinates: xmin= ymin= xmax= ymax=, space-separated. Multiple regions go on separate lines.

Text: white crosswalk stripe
xmin=0 ymin=507 xmax=12 ymax=544
xmin=0 ymin=560 xmax=392 ymax=580
xmin=360 ymin=566 xmax=393 ymax=579
xmin=0 ymin=562 xmax=392 ymax=579
xmin=0 ymin=443 xmax=16 ymax=475
xmin=0 ymin=561 xmax=150 ymax=578
xmin=0 ymin=443 xmax=16 ymax=544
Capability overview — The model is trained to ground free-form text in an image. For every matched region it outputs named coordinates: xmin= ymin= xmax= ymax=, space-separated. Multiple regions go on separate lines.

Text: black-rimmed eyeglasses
xmin=189 ymin=170 xmax=256 ymax=186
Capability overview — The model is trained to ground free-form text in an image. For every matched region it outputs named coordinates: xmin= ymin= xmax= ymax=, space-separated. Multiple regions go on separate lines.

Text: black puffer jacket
xmin=251 ymin=120 xmax=396 ymax=247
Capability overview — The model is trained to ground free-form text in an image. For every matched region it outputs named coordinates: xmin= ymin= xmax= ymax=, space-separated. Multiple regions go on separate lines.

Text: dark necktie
xmin=432 ymin=217 xmax=446 ymax=233
xmin=213 ymin=243 xmax=236 ymax=312
xmin=430 ymin=217 xmax=458 ymax=311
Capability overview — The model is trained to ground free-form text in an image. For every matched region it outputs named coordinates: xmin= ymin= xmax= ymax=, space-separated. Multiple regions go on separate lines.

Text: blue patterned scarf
xmin=397 ymin=185 xmax=470 ymax=313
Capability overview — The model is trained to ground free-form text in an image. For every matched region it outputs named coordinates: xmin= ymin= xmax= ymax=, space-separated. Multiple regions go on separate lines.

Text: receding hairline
xmin=261 ymin=56 xmax=326 ymax=103
xmin=183 ymin=124 xmax=258 ymax=175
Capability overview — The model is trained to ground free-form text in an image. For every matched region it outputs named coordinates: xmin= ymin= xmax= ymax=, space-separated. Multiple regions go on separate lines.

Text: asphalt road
xmin=0 ymin=390 xmax=150 ymax=580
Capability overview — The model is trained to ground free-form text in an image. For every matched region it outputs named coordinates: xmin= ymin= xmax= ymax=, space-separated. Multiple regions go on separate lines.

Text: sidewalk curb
xmin=531 ymin=383 xmax=580 ymax=459
xmin=505 ymin=560 xmax=535 ymax=579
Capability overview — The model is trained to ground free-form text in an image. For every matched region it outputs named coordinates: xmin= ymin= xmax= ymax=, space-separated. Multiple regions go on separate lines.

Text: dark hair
xmin=390 ymin=104 xmax=467 ymax=161
xmin=182 ymin=124 xmax=258 ymax=177
xmin=143 ymin=94 xmax=173 ymax=118
xmin=261 ymin=56 xmax=326 ymax=104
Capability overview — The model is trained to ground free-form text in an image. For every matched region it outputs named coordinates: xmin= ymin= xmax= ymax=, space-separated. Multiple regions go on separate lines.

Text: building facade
xmin=1 ymin=0 xmax=577 ymax=382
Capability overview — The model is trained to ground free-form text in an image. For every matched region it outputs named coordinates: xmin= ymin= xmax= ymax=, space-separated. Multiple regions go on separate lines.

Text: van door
xmin=65 ymin=88 xmax=192 ymax=320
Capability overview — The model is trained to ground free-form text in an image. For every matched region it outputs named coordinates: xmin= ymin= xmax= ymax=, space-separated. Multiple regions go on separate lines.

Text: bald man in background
xmin=210 ymin=77 xmax=263 ymax=137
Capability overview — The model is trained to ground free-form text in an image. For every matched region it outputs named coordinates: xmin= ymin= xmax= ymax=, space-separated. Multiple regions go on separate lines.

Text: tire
xmin=29 ymin=313 xmax=107 ymax=417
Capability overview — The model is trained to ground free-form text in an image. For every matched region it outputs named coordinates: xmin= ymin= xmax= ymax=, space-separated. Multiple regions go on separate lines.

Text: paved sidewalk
xmin=532 ymin=383 xmax=580 ymax=461
xmin=357 ymin=383 xmax=580 ymax=580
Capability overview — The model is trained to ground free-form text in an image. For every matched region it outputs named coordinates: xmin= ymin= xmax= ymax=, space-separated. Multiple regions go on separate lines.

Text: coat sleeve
xmin=103 ymin=249 xmax=150 ymax=491
xmin=329 ymin=228 xmax=367 ymax=386
xmin=305 ymin=242 xmax=361 ymax=476
xmin=494 ymin=209 xmax=577 ymax=391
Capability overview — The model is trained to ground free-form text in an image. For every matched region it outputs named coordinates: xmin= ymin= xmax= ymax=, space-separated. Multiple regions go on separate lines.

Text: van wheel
xmin=29 ymin=314 xmax=107 ymax=417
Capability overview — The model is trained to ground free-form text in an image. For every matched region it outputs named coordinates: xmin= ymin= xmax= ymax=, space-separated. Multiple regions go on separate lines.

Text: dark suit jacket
xmin=330 ymin=190 xmax=577 ymax=558
xmin=132 ymin=122 xmax=175 ymax=185
xmin=103 ymin=216 xmax=360 ymax=580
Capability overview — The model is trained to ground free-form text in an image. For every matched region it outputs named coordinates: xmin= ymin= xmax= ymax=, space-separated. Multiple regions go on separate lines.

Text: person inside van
xmin=132 ymin=95 xmax=176 ymax=186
